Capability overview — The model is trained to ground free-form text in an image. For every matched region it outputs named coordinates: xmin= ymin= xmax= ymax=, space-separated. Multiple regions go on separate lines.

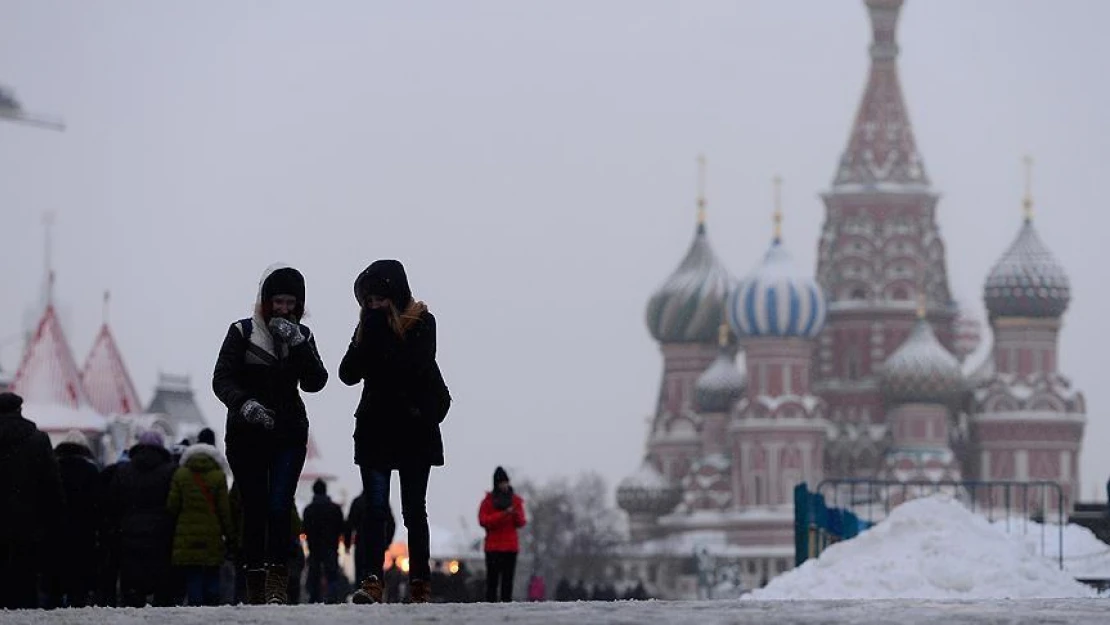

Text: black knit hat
xmin=493 ymin=466 xmax=510 ymax=488
xmin=313 ymin=478 xmax=327 ymax=495
xmin=262 ymin=267 xmax=306 ymax=303
xmin=0 ymin=392 xmax=22 ymax=414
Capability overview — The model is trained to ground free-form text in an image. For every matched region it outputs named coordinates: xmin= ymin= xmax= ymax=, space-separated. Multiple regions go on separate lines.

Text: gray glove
xmin=268 ymin=318 xmax=305 ymax=347
xmin=240 ymin=399 xmax=275 ymax=430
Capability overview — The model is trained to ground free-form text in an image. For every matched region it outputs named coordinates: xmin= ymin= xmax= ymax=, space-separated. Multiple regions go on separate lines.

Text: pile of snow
xmin=746 ymin=494 xmax=1096 ymax=600
xmin=993 ymin=518 xmax=1110 ymax=579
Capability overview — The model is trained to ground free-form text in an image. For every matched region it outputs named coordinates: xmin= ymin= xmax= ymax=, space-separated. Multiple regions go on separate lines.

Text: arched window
xmin=851 ymin=288 xmax=867 ymax=300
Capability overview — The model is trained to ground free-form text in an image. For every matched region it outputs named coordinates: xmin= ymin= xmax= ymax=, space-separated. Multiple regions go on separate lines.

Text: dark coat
xmin=340 ymin=261 xmax=446 ymax=469
xmin=106 ymin=443 xmax=175 ymax=591
xmin=302 ymin=494 xmax=345 ymax=555
xmin=167 ymin=444 xmax=234 ymax=567
xmin=55 ymin=442 xmax=102 ymax=577
xmin=212 ymin=317 xmax=328 ymax=449
xmin=344 ymin=493 xmax=397 ymax=545
xmin=0 ymin=409 xmax=64 ymax=548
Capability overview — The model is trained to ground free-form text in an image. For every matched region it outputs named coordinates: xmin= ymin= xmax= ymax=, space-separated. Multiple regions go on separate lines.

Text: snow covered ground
xmin=748 ymin=494 xmax=1099 ymax=600
xmin=2 ymin=600 xmax=1109 ymax=625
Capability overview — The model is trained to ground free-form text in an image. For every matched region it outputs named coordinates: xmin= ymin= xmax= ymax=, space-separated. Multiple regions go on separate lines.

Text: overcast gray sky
xmin=1 ymin=0 xmax=1108 ymax=544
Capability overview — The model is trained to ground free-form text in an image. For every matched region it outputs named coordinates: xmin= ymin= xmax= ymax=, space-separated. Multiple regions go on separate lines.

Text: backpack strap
xmin=190 ymin=471 xmax=217 ymax=516
xmin=237 ymin=318 xmax=278 ymax=365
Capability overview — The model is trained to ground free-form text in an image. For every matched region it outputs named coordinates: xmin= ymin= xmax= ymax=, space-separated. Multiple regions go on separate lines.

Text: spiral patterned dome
xmin=727 ymin=240 xmax=827 ymax=339
xmin=616 ymin=460 xmax=683 ymax=517
xmin=646 ymin=223 xmax=736 ymax=344
xmin=694 ymin=343 xmax=746 ymax=413
xmin=983 ymin=219 xmax=1070 ymax=319
xmin=880 ymin=317 xmax=965 ymax=404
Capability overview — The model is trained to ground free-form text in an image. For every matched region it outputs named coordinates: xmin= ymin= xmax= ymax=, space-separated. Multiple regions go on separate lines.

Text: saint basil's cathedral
xmin=617 ymin=0 xmax=1086 ymax=591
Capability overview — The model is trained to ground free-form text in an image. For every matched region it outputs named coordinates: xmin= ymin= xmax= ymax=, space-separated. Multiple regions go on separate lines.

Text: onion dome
xmin=983 ymin=160 xmax=1070 ymax=320
xmin=616 ymin=460 xmax=683 ymax=517
xmin=646 ymin=160 xmax=736 ymax=344
xmin=983 ymin=218 xmax=1070 ymax=320
xmin=728 ymin=178 xmax=826 ymax=340
xmin=694 ymin=325 xmax=746 ymax=413
xmin=728 ymin=241 xmax=826 ymax=339
xmin=880 ymin=314 xmax=964 ymax=404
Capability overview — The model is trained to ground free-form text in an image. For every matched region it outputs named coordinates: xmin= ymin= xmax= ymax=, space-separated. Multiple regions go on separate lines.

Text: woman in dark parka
xmin=342 ymin=260 xmax=449 ymax=605
xmin=212 ymin=263 xmax=328 ymax=604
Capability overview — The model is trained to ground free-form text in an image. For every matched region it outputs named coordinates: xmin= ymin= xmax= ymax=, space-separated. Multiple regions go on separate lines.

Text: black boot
xmin=265 ymin=564 xmax=289 ymax=605
xmin=245 ymin=568 xmax=267 ymax=605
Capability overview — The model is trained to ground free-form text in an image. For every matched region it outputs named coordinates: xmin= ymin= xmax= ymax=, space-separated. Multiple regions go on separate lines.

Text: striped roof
xmin=646 ymin=223 xmax=737 ymax=344
xmin=728 ymin=241 xmax=827 ymax=340
xmin=10 ymin=304 xmax=88 ymax=409
xmin=82 ymin=323 xmax=142 ymax=416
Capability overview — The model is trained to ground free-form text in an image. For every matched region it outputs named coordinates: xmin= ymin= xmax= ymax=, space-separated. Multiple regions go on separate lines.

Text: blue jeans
xmin=359 ymin=465 xmax=431 ymax=582
xmin=227 ymin=444 xmax=307 ymax=568
xmin=183 ymin=566 xmax=221 ymax=606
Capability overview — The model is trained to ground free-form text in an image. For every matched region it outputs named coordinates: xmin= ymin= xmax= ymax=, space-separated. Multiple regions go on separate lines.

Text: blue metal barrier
xmin=794 ymin=483 xmax=872 ymax=567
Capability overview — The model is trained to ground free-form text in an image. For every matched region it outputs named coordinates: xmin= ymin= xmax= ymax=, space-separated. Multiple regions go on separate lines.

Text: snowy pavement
xmin=2 ymin=600 xmax=1109 ymax=625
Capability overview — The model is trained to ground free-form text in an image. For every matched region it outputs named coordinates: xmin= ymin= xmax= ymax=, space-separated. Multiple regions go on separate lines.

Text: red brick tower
xmin=814 ymin=0 xmax=957 ymax=478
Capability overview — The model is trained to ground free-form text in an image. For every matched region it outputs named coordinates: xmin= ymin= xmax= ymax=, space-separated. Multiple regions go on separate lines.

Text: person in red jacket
xmin=478 ymin=467 xmax=526 ymax=602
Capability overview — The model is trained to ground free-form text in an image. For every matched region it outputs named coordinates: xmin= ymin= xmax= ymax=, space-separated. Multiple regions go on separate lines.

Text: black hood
xmin=128 ymin=443 xmax=172 ymax=472
xmin=354 ymin=260 xmax=413 ymax=308
xmin=257 ymin=264 xmax=306 ymax=320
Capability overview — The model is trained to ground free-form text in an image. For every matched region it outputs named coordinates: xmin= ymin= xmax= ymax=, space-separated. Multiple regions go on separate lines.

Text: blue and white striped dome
xmin=727 ymin=240 xmax=827 ymax=339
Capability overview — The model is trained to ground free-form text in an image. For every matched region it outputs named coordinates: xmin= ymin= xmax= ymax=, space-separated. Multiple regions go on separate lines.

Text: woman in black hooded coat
xmin=212 ymin=264 xmax=328 ymax=604
xmin=341 ymin=259 xmax=449 ymax=604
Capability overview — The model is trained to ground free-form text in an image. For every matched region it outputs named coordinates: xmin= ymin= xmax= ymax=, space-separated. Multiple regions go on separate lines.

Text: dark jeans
xmin=0 ymin=543 xmax=39 ymax=609
xmin=359 ymin=464 xmax=431 ymax=582
xmin=353 ymin=543 xmax=368 ymax=587
xmin=227 ymin=443 xmax=307 ymax=568
xmin=45 ymin=551 xmax=95 ymax=608
xmin=485 ymin=551 xmax=517 ymax=602
xmin=183 ymin=566 xmax=221 ymax=606
xmin=306 ymin=550 xmax=340 ymax=603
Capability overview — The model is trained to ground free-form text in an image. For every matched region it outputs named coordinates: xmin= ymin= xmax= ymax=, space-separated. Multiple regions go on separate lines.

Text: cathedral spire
xmin=832 ymin=0 xmax=929 ymax=191
xmin=772 ymin=175 xmax=783 ymax=243
xmin=1022 ymin=155 xmax=1034 ymax=222
xmin=696 ymin=154 xmax=707 ymax=231
xmin=43 ymin=211 xmax=55 ymax=306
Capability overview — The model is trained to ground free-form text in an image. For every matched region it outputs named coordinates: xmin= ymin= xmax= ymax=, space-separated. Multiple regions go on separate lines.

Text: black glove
xmin=363 ymin=308 xmax=397 ymax=341
xmin=268 ymin=317 xmax=305 ymax=347
xmin=240 ymin=399 xmax=275 ymax=430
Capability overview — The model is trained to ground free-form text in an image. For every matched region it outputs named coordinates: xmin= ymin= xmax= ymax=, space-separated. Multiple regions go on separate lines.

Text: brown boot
xmin=265 ymin=564 xmax=289 ymax=605
xmin=246 ymin=568 xmax=267 ymax=605
xmin=352 ymin=575 xmax=384 ymax=604
xmin=409 ymin=579 xmax=430 ymax=604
